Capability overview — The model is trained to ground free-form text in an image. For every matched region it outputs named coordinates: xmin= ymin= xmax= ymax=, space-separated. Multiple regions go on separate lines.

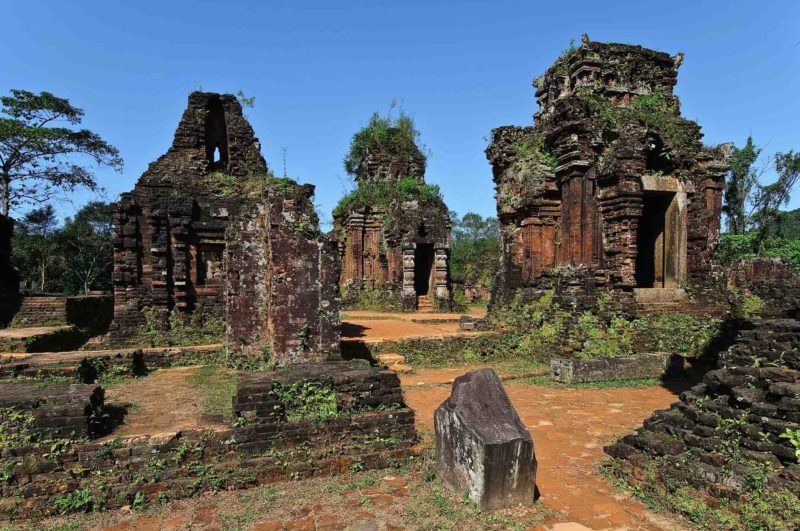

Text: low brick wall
xmin=606 ymin=319 xmax=800 ymax=496
xmin=0 ymin=358 xmax=417 ymax=520
xmin=0 ymin=381 xmax=104 ymax=440
xmin=235 ymin=360 xmax=404 ymax=421
xmin=550 ymin=353 xmax=682 ymax=383
xmin=11 ymin=295 xmax=68 ymax=327
xmin=0 ymin=408 xmax=416 ymax=520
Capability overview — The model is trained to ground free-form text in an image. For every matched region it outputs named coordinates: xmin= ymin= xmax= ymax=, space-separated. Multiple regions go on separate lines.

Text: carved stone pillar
xmin=434 ymin=248 xmax=449 ymax=300
xmin=402 ymin=246 xmax=416 ymax=310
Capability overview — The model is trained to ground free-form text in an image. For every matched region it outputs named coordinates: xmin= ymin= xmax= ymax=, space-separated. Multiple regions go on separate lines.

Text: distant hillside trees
xmin=12 ymin=201 xmax=114 ymax=294
xmin=449 ymin=212 xmax=500 ymax=294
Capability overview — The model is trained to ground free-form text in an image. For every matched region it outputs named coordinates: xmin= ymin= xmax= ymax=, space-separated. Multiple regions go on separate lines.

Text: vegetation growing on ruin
xmin=343 ymin=110 xmax=426 ymax=178
xmin=135 ymin=308 xmax=226 ymax=348
xmin=366 ymin=291 xmax=723 ymax=369
xmin=341 ymin=285 xmax=404 ymax=312
xmin=578 ymin=85 xmax=702 ymax=165
xmin=496 ymin=132 xmax=558 ymax=210
xmin=602 ymin=456 xmax=800 ymax=531
xmin=271 ymin=380 xmax=338 ymax=422
xmin=332 ymin=177 xmax=443 ymax=221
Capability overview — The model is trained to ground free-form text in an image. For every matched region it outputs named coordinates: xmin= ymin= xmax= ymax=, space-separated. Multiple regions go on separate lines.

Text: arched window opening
xmin=205 ymin=96 xmax=229 ymax=171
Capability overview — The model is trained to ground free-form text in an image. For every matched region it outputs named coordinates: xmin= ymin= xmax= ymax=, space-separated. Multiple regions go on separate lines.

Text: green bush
xmin=333 ymin=178 xmax=443 ymax=220
xmin=343 ymin=110 xmax=425 ymax=178
xmin=342 ymin=286 xmax=403 ymax=312
xmin=271 ymin=381 xmax=338 ymax=422
xmin=52 ymin=488 xmax=97 ymax=514
xmin=714 ymin=232 xmax=800 ymax=272
xmin=134 ymin=308 xmax=225 ymax=347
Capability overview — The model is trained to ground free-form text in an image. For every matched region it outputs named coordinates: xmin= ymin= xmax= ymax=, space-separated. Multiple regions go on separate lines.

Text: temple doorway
xmin=636 ymin=191 xmax=678 ymax=288
xmin=414 ymin=243 xmax=434 ymax=295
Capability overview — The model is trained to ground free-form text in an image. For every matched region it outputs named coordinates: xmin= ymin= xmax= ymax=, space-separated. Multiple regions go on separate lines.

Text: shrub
xmin=52 ymin=488 xmax=96 ymax=514
xmin=271 ymin=381 xmax=338 ymax=422
xmin=333 ymin=177 xmax=443 ymax=220
xmin=714 ymin=232 xmax=800 ymax=273
xmin=343 ymin=111 xmax=425 ymax=178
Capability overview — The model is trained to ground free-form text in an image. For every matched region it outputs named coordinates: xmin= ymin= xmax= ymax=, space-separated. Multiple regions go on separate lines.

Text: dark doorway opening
xmin=636 ymin=192 xmax=674 ymax=288
xmin=414 ymin=244 xmax=434 ymax=295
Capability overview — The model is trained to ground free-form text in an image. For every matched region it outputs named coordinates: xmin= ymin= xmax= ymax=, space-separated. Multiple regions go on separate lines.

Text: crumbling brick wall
xmin=225 ymin=185 xmax=341 ymax=365
xmin=486 ymin=38 xmax=730 ymax=312
xmin=111 ymin=92 xmax=265 ymax=335
xmin=606 ymin=318 xmax=800 ymax=496
xmin=111 ymin=93 xmax=340 ymax=365
xmin=0 ymin=214 xmax=19 ymax=326
xmin=334 ymin=134 xmax=452 ymax=311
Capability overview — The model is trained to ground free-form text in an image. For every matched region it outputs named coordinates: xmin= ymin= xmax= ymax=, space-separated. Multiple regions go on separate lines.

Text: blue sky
xmin=2 ymin=0 xmax=798 ymax=227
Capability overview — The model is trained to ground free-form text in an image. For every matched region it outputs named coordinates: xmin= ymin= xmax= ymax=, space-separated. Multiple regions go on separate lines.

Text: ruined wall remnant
xmin=606 ymin=318 xmax=800 ymax=496
xmin=0 ymin=214 xmax=19 ymax=326
xmin=334 ymin=124 xmax=452 ymax=311
xmin=111 ymin=92 xmax=340 ymax=364
xmin=486 ymin=38 xmax=730 ymax=312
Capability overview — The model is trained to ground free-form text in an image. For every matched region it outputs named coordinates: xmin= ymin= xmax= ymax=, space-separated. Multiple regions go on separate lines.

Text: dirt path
xmin=404 ymin=373 xmax=684 ymax=530
xmin=341 ymin=307 xmax=490 ymax=342
xmin=102 ymin=366 xmax=228 ymax=438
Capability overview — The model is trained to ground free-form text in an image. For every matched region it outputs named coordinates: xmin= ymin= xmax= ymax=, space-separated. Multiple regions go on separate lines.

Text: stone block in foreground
xmin=550 ymin=353 xmax=681 ymax=383
xmin=435 ymin=368 xmax=536 ymax=510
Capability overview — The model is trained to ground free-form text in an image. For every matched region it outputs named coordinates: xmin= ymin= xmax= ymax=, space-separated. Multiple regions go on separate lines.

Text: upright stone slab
xmin=435 ymin=368 xmax=537 ymax=510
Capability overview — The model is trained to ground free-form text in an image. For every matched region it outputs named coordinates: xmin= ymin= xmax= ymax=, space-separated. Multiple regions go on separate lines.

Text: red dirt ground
xmin=341 ymin=307 xmax=489 ymax=343
xmin=71 ymin=367 xmax=684 ymax=530
xmin=101 ymin=366 xmax=229 ymax=439
xmin=404 ymin=376 xmax=685 ymax=530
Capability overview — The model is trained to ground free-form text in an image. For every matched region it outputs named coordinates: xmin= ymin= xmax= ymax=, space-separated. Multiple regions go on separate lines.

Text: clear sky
xmin=2 ymin=0 xmax=798 ymax=227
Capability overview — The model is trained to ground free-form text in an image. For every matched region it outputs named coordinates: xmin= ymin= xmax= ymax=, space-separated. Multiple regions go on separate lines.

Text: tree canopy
xmin=12 ymin=201 xmax=114 ymax=294
xmin=449 ymin=212 xmax=500 ymax=290
xmin=0 ymin=89 xmax=122 ymax=216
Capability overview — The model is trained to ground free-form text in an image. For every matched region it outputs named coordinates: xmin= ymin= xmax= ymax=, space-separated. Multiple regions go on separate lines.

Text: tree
xmin=0 ymin=89 xmax=123 ymax=216
xmin=12 ymin=205 xmax=65 ymax=292
xmin=449 ymin=212 xmax=501 ymax=289
xmin=751 ymin=151 xmax=800 ymax=252
xmin=61 ymin=201 xmax=114 ymax=294
xmin=722 ymin=137 xmax=761 ymax=235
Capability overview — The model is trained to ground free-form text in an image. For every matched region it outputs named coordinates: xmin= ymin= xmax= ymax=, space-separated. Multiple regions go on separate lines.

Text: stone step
xmin=376 ymin=352 xmax=413 ymax=373
xmin=633 ymin=288 xmax=687 ymax=304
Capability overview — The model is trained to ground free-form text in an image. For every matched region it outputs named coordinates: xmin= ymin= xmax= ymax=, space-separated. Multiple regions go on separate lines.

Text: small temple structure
xmin=111 ymin=92 xmax=340 ymax=364
xmin=486 ymin=37 xmax=731 ymax=313
xmin=333 ymin=119 xmax=452 ymax=311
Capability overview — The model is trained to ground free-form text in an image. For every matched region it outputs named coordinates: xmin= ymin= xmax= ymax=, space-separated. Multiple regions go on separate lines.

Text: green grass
xmin=602 ymin=457 xmax=800 ymax=530
xmin=189 ymin=366 xmax=237 ymax=419
xmin=519 ymin=375 xmax=663 ymax=389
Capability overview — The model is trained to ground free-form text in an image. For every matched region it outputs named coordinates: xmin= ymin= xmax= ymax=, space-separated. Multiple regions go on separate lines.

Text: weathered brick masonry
xmin=0 ymin=214 xmax=19 ymax=326
xmin=0 ymin=407 xmax=415 ymax=520
xmin=110 ymin=92 xmax=340 ymax=364
xmin=486 ymin=37 xmax=731 ymax=314
xmin=606 ymin=318 xmax=800 ymax=495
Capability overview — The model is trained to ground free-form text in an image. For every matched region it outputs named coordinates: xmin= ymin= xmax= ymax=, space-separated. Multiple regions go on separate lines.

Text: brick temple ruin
xmin=0 ymin=93 xmax=417 ymax=520
xmin=111 ymin=92 xmax=339 ymax=364
xmin=486 ymin=37 xmax=731 ymax=313
xmin=333 ymin=125 xmax=452 ymax=311
xmin=0 ymin=214 xmax=19 ymax=326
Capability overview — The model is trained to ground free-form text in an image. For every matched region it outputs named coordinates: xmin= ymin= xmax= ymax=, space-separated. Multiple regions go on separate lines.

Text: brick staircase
xmin=416 ymin=295 xmax=433 ymax=312
xmin=12 ymin=295 xmax=68 ymax=326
